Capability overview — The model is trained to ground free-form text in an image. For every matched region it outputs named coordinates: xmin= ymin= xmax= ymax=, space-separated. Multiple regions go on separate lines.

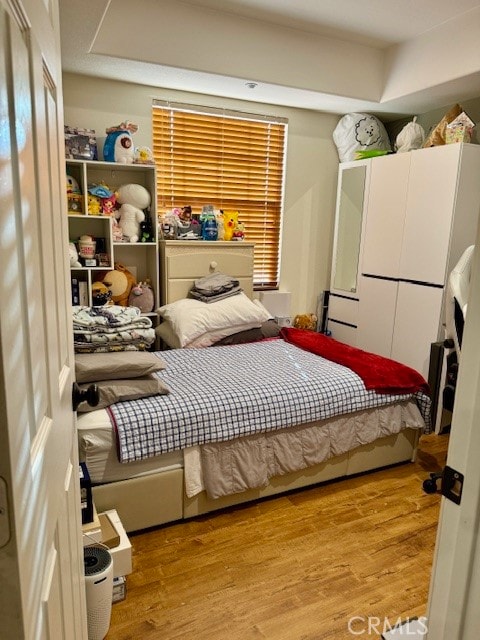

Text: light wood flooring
xmin=108 ymin=432 xmax=448 ymax=640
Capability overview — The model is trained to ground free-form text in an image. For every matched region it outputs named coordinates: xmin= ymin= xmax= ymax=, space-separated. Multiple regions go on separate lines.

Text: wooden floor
xmin=108 ymin=433 xmax=448 ymax=640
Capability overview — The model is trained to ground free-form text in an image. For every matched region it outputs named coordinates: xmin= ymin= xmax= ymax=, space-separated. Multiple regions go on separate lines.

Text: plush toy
xmin=100 ymin=263 xmax=137 ymax=306
xmin=128 ymin=281 xmax=154 ymax=313
xmin=134 ymin=146 xmax=154 ymax=164
xmin=91 ymin=281 xmax=113 ymax=306
xmin=222 ymin=210 xmax=239 ymax=241
xmin=67 ymin=175 xmax=83 ymax=213
xmin=103 ymin=121 xmax=138 ymax=164
xmin=69 ymin=242 xmax=81 ymax=268
xmin=87 ymin=194 xmax=101 ymax=215
xmin=112 ymin=218 xmax=123 ymax=242
xmin=115 ymin=183 xmax=151 ymax=243
xmin=139 ymin=213 xmax=154 ymax=243
xmin=232 ymin=221 xmax=245 ymax=241
xmin=293 ymin=313 xmax=318 ymax=331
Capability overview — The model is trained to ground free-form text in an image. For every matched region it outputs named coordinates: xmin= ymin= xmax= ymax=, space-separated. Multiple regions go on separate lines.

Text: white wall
xmin=62 ymin=73 xmax=340 ymax=317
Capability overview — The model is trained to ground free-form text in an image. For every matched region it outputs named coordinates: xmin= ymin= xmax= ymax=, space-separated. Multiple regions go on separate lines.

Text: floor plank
xmin=108 ymin=433 xmax=448 ymax=639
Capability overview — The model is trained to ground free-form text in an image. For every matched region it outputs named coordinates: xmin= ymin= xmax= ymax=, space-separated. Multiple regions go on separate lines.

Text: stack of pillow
xmin=75 ymin=351 xmax=169 ymax=412
xmin=155 ymin=292 xmax=280 ymax=349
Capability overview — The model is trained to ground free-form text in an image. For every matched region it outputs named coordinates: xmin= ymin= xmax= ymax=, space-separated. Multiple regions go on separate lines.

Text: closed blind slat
xmin=152 ymin=104 xmax=286 ymax=288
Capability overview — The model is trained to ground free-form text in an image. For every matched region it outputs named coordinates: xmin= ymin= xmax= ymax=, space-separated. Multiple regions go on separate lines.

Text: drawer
xmin=326 ymin=319 xmax=357 ymax=347
xmin=328 ymin=295 xmax=359 ymax=327
xmin=165 ymin=244 xmax=254 ymax=279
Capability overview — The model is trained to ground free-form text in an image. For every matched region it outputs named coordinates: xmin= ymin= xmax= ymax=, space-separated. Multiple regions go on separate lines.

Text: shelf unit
xmin=66 ymin=159 xmax=159 ymax=316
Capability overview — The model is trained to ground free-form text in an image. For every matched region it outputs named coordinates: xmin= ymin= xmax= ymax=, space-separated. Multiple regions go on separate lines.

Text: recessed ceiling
xmin=59 ymin=0 xmax=480 ymax=120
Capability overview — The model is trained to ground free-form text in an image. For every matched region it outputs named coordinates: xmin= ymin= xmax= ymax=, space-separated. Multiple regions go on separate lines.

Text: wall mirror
xmin=332 ymin=164 xmax=366 ymax=294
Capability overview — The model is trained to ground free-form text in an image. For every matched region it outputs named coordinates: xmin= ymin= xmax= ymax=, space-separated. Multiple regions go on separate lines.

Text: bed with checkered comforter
xmin=108 ymin=339 xmax=430 ymax=465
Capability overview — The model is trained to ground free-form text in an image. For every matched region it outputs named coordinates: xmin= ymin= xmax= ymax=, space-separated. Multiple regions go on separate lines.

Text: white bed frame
xmin=92 ymin=429 xmax=419 ymax=533
xmin=88 ymin=241 xmax=421 ymax=533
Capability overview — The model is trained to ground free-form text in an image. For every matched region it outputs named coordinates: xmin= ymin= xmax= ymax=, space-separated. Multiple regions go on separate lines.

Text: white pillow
xmin=157 ymin=293 xmax=271 ymax=348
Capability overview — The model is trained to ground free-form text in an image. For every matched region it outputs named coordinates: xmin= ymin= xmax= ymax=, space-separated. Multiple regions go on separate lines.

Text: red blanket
xmin=280 ymin=327 xmax=430 ymax=396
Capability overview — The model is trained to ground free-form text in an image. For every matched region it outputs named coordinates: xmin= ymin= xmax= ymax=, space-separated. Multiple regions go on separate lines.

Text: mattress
xmin=77 ymin=409 xmax=183 ymax=484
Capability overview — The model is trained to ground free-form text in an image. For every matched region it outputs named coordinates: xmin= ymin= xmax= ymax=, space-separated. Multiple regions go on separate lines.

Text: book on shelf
xmin=79 ymin=281 xmax=88 ymax=306
xmin=71 ymin=277 xmax=80 ymax=305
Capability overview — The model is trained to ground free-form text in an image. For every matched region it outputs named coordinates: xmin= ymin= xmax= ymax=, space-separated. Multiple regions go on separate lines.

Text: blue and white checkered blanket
xmin=109 ymin=340 xmax=430 ymax=463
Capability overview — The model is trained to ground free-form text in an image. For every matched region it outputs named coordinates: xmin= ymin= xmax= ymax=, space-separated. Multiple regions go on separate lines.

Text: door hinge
xmin=441 ymin=465 xmax=464 ymax=505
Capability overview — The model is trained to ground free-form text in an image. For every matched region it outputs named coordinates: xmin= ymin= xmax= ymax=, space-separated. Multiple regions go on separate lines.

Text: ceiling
xmin=59 ymin=0 xmax=480 ymax=121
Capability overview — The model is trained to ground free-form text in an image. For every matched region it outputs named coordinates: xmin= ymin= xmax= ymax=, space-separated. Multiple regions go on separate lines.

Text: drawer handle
xmin=209 ymin=261 xmax=218 ymax=271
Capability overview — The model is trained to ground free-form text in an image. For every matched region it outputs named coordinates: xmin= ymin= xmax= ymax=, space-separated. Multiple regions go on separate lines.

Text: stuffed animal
xmin=222 ymin=210 xmax=239 ymax=241
xmin=293 ymin=313 xmax=318 ymax=331
xmin=232 ymin=221 xmax=245 ymax=241
xmin=128 ymin=281 xmax=154 ymax=313
xmin=69 ymin=242 xmax=81 ymax=268
xmin=134 ymin=146 xmax=154 ymax=164
xmin=91 ymin=281 xmax=113 ymax=306
xmin=100 ymin=263 xmax=137 ymax=306
xmin=103 ymin=121 xmax=138 ymax=164
xmin=87 ymin=194 xmax=101 ymax=215
xmin=115 ymin=184 xmax=151 ymax=243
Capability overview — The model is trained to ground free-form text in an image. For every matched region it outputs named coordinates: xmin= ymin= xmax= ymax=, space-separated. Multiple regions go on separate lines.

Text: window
xmin=152 ymin=101 xmax=287 ymax=289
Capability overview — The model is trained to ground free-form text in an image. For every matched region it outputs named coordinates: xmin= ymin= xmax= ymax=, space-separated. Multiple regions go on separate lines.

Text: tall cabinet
xmin=328 ymin=143 xmax=480 ymax=379
xmin=66 ymin=159 xmax=159 ymax=316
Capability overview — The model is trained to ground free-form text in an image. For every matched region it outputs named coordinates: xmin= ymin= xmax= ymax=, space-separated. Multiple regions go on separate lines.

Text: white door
xmin=400 ymin=144 xmax=459 ymax=285
xmin=361 ymin=152 xmax=410 ymax=279
xmin=0 ymin=1 xmax=87 ymax=638
xmin=390 ymin=282 xmax=444 ymax=379
xmin=425 ymin=229 xmax=480 ymax=637
xmin=356 ymin=275 xmax=398 ymax=358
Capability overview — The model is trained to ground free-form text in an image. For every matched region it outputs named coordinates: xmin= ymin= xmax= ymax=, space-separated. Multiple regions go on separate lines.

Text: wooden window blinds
xmin=152 ymin=101 xmax=287 ymax=289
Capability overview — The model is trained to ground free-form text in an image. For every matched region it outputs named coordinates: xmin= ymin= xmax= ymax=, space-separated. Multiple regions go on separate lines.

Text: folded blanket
xmin=280 ymin=327 xmax=430 ymax=395
xmin=72 ymin=305 xmax=152 ymax=330
xmin=188 ymin=272 xmax=242 ymax=303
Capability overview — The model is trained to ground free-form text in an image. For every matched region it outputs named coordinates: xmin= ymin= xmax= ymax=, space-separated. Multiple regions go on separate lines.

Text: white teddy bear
xmin=115 ymin=184 xmax=151 ymax=243
xmin=69 ymin=242 xmax=81 ymax=267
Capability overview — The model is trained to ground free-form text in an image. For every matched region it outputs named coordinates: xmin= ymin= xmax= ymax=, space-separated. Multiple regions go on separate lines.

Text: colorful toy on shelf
xmin=69 ymin=242 xmax=81 ymax=268
xmin=115 ymin=183 xmax=150 ymax=243
xmin=88 ymin=182 xmax=117 ymax=216
xmin=100 ymin=263 xmax=137 ymax=306
xmin=128 ymin=280 xmax=154 ymax=313
xmin=103 ymin=121 xmax=138 ymax=164
xmin=67 ymin=174 xmax=83 ymax=214
xmin=222 ymin=210 xmax=239 ymax=241
xmin=91 ymin=281 xmax=113 ymax=306
xmin=87 ymin=194 xmax=101 ymax=215
xmin=232 ymin=220 xmax=245 ymax=241
xmin=134 ymin=146 xmax=154 ymax=165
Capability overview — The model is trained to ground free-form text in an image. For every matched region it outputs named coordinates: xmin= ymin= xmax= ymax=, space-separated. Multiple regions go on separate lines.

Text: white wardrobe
xmin=328 ymin=143 xmax=480 ymax=379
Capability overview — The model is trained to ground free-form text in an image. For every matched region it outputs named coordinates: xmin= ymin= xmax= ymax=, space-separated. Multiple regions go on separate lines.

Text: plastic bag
xmin=395 ymin=116 xmax=426 ymax=153
xmin=333 ymin=113 xmax=391 ymax=162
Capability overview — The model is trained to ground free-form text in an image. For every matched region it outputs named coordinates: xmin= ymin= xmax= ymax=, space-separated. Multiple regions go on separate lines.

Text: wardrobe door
xmin=356 ymin=276 xmax=397 ymax=358
xmin=391 ymin=282 xmax=444 ymax=379
xmin=361 ymin=153 xmax=410 ymax=279
xmin=400 ymin=144 xmax=460 ymax=285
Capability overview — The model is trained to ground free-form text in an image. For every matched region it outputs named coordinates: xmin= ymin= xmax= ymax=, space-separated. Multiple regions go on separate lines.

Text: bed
xmin=76 ymin=243 xmax=430 ymax=533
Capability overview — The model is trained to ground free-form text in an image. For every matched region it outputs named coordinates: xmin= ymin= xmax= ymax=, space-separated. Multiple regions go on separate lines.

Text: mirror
xmin=332 ymin=164 xmax=366 ymax=294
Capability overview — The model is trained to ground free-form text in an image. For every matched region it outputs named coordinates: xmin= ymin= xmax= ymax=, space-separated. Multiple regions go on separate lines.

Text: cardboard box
xmin=100 ymin=509 xmax=132 ymax=578
xmin=99 ymin=512 xmax=121 ymax=549
xmin=82 ymin=505 xmax=101 ymax=547
xmin=65 ymin=126 xmax=98 ymax=160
